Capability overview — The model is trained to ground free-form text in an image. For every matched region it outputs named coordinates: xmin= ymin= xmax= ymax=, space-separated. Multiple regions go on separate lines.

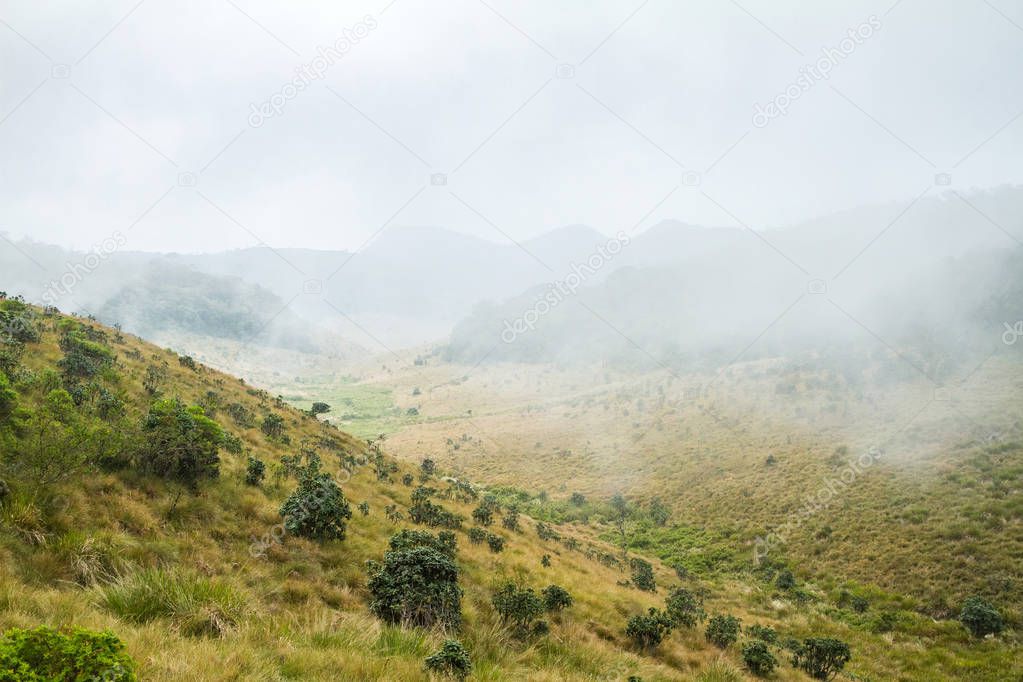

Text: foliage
xmin=625 ymin=608 xmax=673 ymax=653
xmin=541 ymin=584 xmax=572 ymax=612
xmin=705 ymin=615 xmax=741 ymax=649
xmin=467 ymin=527 xmax=486 ymax=545
xmin=741 ymin=640 xmax=777 ymax=677
xmin=959 ymin=596 xmax=1004 ymax=638
xmin=424 ymin=639 xmax=471 ymax=680
xmin=420 ymin=457 xmax=436 ymax=480
xmin=775 ymin=569 xmax=796 ymax=590
xmin=630 ymin=557 xmax=656 ymax=592
xmin=58 ymin=328 xmax=115 ymax=382
xmin=665 ymin=586 xmax=705 ymax=628
xmin=358 ymin=501 xmax=370 ymax=516
xmin=485 ymin=533 xmax=504 ymax=553
xmin=791 ymin=638 xmax=851 ymax=680
xmin=410 ymin=487 xmax=463 ymax=529
xmin=367 ymin=529 xmax=462 ymax=630
xmin=746 ymin=624 xmax=777 ymax=644
xmin=245 ymin=456 xmax=265 ymax=486
xmin=501 ymin=506 xmax=520 ymax=531
xmin=136 ymin=399 xmax=222 ymax=490
xmin=279 ymin=465 xmax=352 ymax=541
xmin=261 ymin=413 xmax=286 ymax=439
xmin=310 ymin=401 xmax=331 ymax=416
xmin=471 ymin=504 xmax=493 ymax=526
xmin=492 ymin=582 xmax=545 ymax=636
xmin=0 ymin=625 xmax=136 ymax=681
xmin=648 ymin=497 xmax=670 ymax=526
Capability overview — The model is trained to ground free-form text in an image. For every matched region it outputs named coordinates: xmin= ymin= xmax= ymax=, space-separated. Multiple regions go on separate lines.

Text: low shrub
xmin=0 ymin=625 xmax=136 ymax=680
xmin=705 ymin=614 xmax=741 ymax=648
xmin=741 ymin=640 xmax=777 ymax=676
xmin=424 ymin=639 xmax=471 ymax=680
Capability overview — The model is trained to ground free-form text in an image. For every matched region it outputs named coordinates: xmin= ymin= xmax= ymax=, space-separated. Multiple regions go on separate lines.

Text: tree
xmin=424 ymin=639 xmax=471 ymax=680
xmin=775 ymin=569 xmax=796 ymax=590
xmin=309 ymin=402 xmax=331 ymax=416
xmin=471 ymin=504 xmax=494 ymax=526
xmin=746 ymin=624 xmax=777 ymax=644
xmin=420 ymin=458 xmax=436 ymax=481
xmin=279 ymin=456 xmax=352 ymax=540
xmin=665 ymin=587 xmax=705 ymax=628
xmin=630 ymin=558 xmax=656 ymax=592
xmin=261 ymin=413 xmax=285 ymax=439
xmin=625 ymin=608 xmax=673 ymax=653
xmin=959 ymin=596 xmax=1003 ymax=638
xmin=742 ymin=640 xmax=777 ymax=677
xmin=58 ymin=329 xmax=115 ymax=381
xmin=705 ymin=615 xmax=741 ymax=648
xmin=609 ymin=493 xmax=634 ymax=559
xmin=367 ymin=530 xmax=462 ymax=629
xmin=245 ymin=457 xmax=265 ymax=486
xmin=648 ymin=497 xmax=670 ymax=526
xmin=570 ymin=492 xmax=586 ymax=506
xmin=791 ymin=638 xmax=851 ymax=680
xmin=501 ymin=506 xmax=520 ymax=532
xmin=541 ymin=585 xmax=572 ymax=612
xmin=467 ymin=527 xmax=486 ymax=545
xmin=492 ymin=582 xmax=545 ymax=636
xmin=485 ymin=533 xmax=504 ymax=553
xmin=137 ymin=399 xmax=222 ymax=491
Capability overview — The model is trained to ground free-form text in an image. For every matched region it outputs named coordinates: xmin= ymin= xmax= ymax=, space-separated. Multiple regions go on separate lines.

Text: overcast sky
xmin=1 ymin=0 xmax=1022 ymax=253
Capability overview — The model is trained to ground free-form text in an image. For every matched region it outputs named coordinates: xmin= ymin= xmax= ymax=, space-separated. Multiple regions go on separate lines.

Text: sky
xmin=1 ymin=0 xmax=1022 ymax=253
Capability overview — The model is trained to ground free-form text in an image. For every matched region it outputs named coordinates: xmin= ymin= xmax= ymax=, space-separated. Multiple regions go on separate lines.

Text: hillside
xmin=1 ymin=298 xmax=1019 ymax=680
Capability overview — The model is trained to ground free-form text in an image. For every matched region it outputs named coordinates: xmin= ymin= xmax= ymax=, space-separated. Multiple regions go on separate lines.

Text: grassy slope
xmin=0 ymin=310 xmax=743 ymax=681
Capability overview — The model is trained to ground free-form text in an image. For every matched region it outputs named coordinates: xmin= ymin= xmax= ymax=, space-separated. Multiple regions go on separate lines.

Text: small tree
xmin=648 ymin=497 xmax=670 ymax=526
xmin=309 ymin=402 xmax=331 ymax=416
xmin=279 ymin=466 xmax=353 ymax=541
xmin=137 ymin=399 xmax=222 ymax=490
xmin=630 ymin=557 xmax=656 ymax=592
xmin=541 ymin=585 xmax=572 ymax=612
xmin=492 ymin=582 xmax=545 ymax=636
xmin=472 ymin=504 xmax=494 ymax=526
xmin=705 ymin=615 xmax=741 ymax=648
xmin=420 ymin=458 xmax=436 ymax=481
xmin=501 ymin=506 xmax=520 ymax=532
xmin=742 ymin=640 xmax=777 ymax=677
xmin=486 ymin=533 xmax=504 ymax=553
xmin=665 ymin=586 xmax=705 ymax=628
xmin=467 ymin=527 xmax=486 ymax=545
xmin=367 ymin=530 xmax=462 ymax=629
xmin=775 ymin=569 xmax=796 ymax=590
xmin=609 ymin=493 xmax=634 ymax=559
xmin=245 ymin=456 xmax=265 ymax=486
xmin=261 ymin=413 xmax=286 ymax=439
xmin=791 ymin=638 xmax=851 ymax=680
xmin=626 ymin=608 xmax=673 ymax=653
xmin=959 ymin=596 xmax=1003 ymax=638
xmin=424 ymin=639 xmax=471 ymax=680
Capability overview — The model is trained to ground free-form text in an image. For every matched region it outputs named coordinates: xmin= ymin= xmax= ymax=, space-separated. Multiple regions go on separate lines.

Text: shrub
xmin=775 ymin=569 xmax=796 ymax=590
xmin=420 ymin=458 xmax=436 ymax=480
xmin=791 ymin=638 xmax=851 ymax=680
xmin=492 ymin=582 xmax=545 ymax=636
xmin=424 ymin=639 xmax=471 ymax=680
xmin=541 ymin=554 xmax=551 ymax=567
xmin=471 ymin=505 xmax=494 ymax=526
xmin=485 ymin=533 xmax=504 ymax=553
xmin=0 ymin=625 xmax=136 ymax=680
xmin=279 ymin=469 xmax=353 ymax=541
xmin=222 ymin=432 xmax=243 ymax=455
xmin=58 ymin=329 xmax=114 ymax=381
xmin=746 ymin=624 xmax=778 ymax=644
xmin=245 ymin=457 xmax=265 ymax=486
xmin=358 ymin=501 xmax=370 ymax=516
xmin=630 ymin=557 xmax=656 ymax=592
xmin=501 ymin=506 xmax=520 ymax=531
xmin=309 ymin=402 xmax=331 ymax=416
xmin=137 ymin=399 xmax=222 ymax=490
xmin=665 ymin=586 xmax=705 ymax=627
xmin=101 ymin=569 xmax=244 ymax=638
xmin=705 ymin=615 xmax=741 ymax=648
xmin=178 ymin=354 xmax=198 ymax=371
xmin=741 ymin=640 xmax=777 ymax=676
xmin=959 ymin=596 xmax=1003 ymax=638
xmin=467 ymin=527 xmax=486 ymax=545
xmin=626 ymin=608 xmax=673 ymax=653
xmin=367 ymin=530 xmax=462 ymax=629
xmin=0 ymin=372 xmax=17 ymax=423
xmin=402 ymin=473 xmax=414 ymax=486
xmin=261 ymin=413 xmax=286 ymax=439
xmin=541 ymin=584 xmax=572 ymax=612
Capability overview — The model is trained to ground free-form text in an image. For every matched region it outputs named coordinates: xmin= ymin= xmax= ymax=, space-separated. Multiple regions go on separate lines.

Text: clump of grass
xmin=100 ymin=568 xmax=245 ymax=637
xmin=51 ymin=531 xmax=131 ymax=586
xmin=695 ymin=660 xmax=745 ymax=682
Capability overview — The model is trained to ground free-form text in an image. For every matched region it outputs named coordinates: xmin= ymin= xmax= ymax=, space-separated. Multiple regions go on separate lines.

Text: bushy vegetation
xmin=492 ymin=582 xmax=546 ymax=637
xmin=741 ymin=640 xmax=777 ymax=677
xmin=791 ymin=638 xmax=851 ymax=680
xmin=0 ymin=625 xmax=137 ymax=680
xmin=136 ymin=398 xmax=223 ymax=490
xmin=705 ymin=615 xmax=741 ymax=649
xmin=279 ymin=454 xmax=352 ymax=541
xmin=665 ymin=586 xmax=705 ymax=627
xmin=424 ymin=639 xmax=471 ymax=680
xmin=367 ymin=530 xmax=462 ymax=629
xmin=958 ymin=596 xmax=1003 ymax=638
xmin=625 ymin=608 xmax=673 ymax=653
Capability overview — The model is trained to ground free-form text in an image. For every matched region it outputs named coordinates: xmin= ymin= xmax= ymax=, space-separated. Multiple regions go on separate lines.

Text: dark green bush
xmin=0 ymin=625 xmax=136 ymax=680
xmin=137 ymin=399 xmax=222 ymax=490
xmin=467 ymin=527 xmax=486 ymax=545
xmin=625 ymin=608 xmax=673 ymax=653
xmin=791 ymin=638 xmax=851 ymax=680
xmin=424 ymin=639 xmax=471 ymax=680
xmin=485 ymin=533 xmax=504 ymax=553
xmin=775 ymin=569 xmax=796 ymax=590
xmin=367 ymin=530 xmax=462 ymax=629
xmin=705 ymin=614 xmax=741 ymax=648
xmin=261 ymin=413 xmax=285 ymax=439
xmin=742 ymin=640 xmax=777 ymax=676
xmin=541 ymin=584 xmax=572 ymax=612
xmin=959 ymin=596 xmax=1003 ymax=638
xmin=746 ymin=624 xmax=778 ymax=644
xmin=245 ymin=456 xmax=265 ymax=486
xmin=630 ymin=557 xmax=656 ymax=592
xmin=492 ymin=583 xmax=545 ymax=636
xmin=279 ymin=467 xmax=352 ymax=541
xmin=665 ymin=586 xmax=705 ymax=628
xmin=58 ymin=329 xmax=115 ymax=381
xmin=472 ymin=504 xmax=494 ymax=526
